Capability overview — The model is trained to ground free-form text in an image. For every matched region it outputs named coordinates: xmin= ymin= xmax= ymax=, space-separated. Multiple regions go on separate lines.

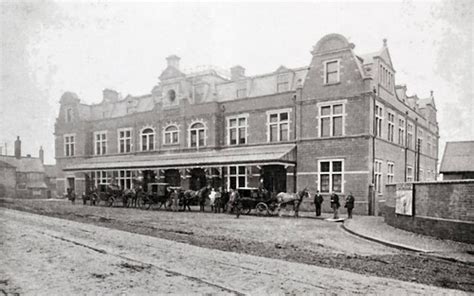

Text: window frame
xmin=163 ymin=124 xmax=180 ymax=145
xmin=188 ymin=121 xmax=206 ymax=148
xmin=266 ymin=108 xmax=291 ymax=143
xmin=387 ymin=161 xmax=394 ymax=184
xmin=318 ymin=159 xmax=344 ymax=194
xmin=65 ymin=108 xmax=73 ymax=123
xmin=317 ymin=101 xmax=346 ymax=138
xmin=407 ymin=166 xmax=413 ymax=182
xmin=64 ymin=134 xmax=75 ymax=157
xmin=93 ymin=131 xmax=107 ymax=156
xmin=375 ymin=104 xmax=383 ymax=138
xmin=226 ymin=114 xmax=248 ymax=146
xmin=398 ymin=117 xmax=405 ymax=146
xmin=140 ymin=127 xmax=155 ymax=152
xmin=323 ymin=59 xmax=340 ymax=85
xmin=374 ymin=159 xmax=383 ymax=194
xmin=387 ymin=111 xmax=395 ymax=142
xmin=227 ymin=165 xmax=248 ymax=190
xmin=407 ymin=122 xmax=414 ymax=149
xmin=117 ymin=128 xmax=133 ymax=153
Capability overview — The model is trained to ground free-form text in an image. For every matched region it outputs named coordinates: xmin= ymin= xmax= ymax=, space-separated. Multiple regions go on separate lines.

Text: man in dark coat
xmin=330 ymin=192 xmax=340 ymax=219
xmin=345 ymin=192 xmax=355 ymax=219
xmin=314 ymin=190 xmax=324 ymax=217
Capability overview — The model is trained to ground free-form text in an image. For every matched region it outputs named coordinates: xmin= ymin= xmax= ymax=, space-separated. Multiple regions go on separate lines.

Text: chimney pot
xmin=39 ymin=146 xmax=44 ymax=164
xmin=383 ymin=38 xmax=387 ymax=47
xmin=14 ymin=136 xmax=21 ymax=159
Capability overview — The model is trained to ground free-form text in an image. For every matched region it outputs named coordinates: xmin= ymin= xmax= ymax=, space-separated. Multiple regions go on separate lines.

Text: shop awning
xmin=63 ymin=144 xmax=296 ymax=172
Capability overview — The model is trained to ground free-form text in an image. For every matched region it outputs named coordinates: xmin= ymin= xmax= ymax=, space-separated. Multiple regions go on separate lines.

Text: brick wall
xmin=384 ymin=180 xmax=474 ymax=243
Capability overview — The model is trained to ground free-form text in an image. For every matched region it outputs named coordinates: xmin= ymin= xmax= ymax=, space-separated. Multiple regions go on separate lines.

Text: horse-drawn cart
xmin=237 ymin=187 xmax=278 ymax=216
xmin=139 ymin=183 xmax=172 ymax=210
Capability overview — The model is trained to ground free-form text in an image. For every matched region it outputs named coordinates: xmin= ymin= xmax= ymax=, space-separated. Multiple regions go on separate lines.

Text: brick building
xmin=440 ymin=141 xmax=474 ymax=180
xmin=0 ymin=137 xmax=49 ymax=198
xmin=55 ymin=33 xmax=439 ymax=214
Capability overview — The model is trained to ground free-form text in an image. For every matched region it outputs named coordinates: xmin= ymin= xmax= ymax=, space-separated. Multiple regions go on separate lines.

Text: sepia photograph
xmin=0 ymin=0 xmax=473 ymax=294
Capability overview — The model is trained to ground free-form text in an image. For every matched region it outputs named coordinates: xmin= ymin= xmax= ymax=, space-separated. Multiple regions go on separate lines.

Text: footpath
xmin=299 ymin=211 xmax=474 ymax=264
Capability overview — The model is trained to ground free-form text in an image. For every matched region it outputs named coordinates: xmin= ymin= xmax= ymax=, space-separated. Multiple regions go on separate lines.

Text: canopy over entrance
xmin=63 ymin=144 xmax=296 ymax=172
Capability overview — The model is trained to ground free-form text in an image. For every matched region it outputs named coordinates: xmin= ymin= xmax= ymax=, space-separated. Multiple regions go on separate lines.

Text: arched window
xmin=189 ymin=122 xmax=205 ymax=148
xmin=164 ymin=125 xmax=179 ymax=145
xmin=140 ymin=128 xmax=155 ymax=151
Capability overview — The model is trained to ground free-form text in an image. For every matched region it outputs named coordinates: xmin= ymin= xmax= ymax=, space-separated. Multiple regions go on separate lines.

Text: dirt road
xmin=1 ymin=208 xmax=467 ymax=295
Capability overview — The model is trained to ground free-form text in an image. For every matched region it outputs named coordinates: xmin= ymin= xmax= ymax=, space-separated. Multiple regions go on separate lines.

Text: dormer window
xmin=66 ymin=108 xmax=73 ymax=122
xmin=236 ymin=81 xmax=247 ymax=98
xmin=277 ymin=74 xmax=289 ymax=93
xmin=324 ymin=60 xmax=340 ymax=84
xmin=379 ymin=64 xmax=394 ymax=91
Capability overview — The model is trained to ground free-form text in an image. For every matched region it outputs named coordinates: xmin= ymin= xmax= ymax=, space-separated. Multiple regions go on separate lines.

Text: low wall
xmin=384 ymin=180 xmax=474 ymax=244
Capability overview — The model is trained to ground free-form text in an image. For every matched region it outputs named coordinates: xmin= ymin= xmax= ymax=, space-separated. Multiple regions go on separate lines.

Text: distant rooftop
xmin=440 ymin=141 xmax=474 ymax=173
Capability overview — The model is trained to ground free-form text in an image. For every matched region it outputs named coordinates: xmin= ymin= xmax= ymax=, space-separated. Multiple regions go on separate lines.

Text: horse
xmin=276 ymin=188 xmax=310 ymax=218
xmin=180 ymin=186 xmax=210 ymax=212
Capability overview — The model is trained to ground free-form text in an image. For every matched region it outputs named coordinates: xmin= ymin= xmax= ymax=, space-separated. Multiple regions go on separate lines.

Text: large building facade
xmin=55 ymin=33 xmax=439 ymax=214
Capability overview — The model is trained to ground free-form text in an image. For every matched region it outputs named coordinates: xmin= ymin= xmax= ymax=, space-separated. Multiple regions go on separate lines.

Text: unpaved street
xmin=0 ymin=208 xmax=467 ymax=295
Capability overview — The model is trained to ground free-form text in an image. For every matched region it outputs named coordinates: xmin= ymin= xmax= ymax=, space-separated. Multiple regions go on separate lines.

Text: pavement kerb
xmin=340 ymin=222 xmax=432 ymax=253
xmin=341 ymin=222 xmax=474 ymax=266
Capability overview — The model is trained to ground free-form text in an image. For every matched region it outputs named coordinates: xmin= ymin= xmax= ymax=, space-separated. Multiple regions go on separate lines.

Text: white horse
xmin=275 ymin=188 xmax=309 ymax=217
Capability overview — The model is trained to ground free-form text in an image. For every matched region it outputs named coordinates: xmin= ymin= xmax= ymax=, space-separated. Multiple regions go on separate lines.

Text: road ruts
xmin=0 ymin=208 xmax=467 ymax=295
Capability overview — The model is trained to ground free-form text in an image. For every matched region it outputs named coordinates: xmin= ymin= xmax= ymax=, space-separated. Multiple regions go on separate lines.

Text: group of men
xmin=313 ymin=191 xmax=355 ymax=219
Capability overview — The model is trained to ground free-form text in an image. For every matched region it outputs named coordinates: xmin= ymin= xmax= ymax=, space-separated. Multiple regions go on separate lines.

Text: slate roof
xmin=0 ymin=156 xmax=45 ymax=173
xmin=0 ymin=160 xmax=15 ymax=168
xmin=440 ymin=141 xmax=474 ymax=173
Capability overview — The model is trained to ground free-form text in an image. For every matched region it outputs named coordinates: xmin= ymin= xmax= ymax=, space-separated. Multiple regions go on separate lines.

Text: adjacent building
xmin=440 ymin=141 xmax=474 ymax=180
xmin=55 ymin=33 xmax=439 ymax=214
xmin=0 ymin=137 xmax=56 ymax=198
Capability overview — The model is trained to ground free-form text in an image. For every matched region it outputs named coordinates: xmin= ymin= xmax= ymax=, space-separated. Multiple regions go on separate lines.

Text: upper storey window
xmin=324 ymin=60 xmax=340 ymax=84
xmin=64 ymin=134 xmax=75 ymax=157
xmin=277 ymin=74 xmax=290 ymax=93
xmin=407 ymin=123 xmax=413 ymax=149
xmin=267 ymin=109 xmax=290 ymax=142
xmin=189 ymin=122 xmax=206 ymax=148
xmin=318 ymin=102 xmax=344 ymax=137
xmin=118 ymin=128 xmax=133 ymax=153
xmin=375 ymin=105 xmax=383 ymax=138
xmin=379 ymin=64 xmax=394 ymax=91
xmin=140 ymin=128 xmax=155 ymax=151
xmin=164 ymin=125 xmax=179 ymax=145
xmin=94 ymin=131 xmax=107 ymax=155
xmin=168 ymin=89 xmax=176 ymax=102
xmin=227 ymin=115 xmax=248 ymax=145
xmin=398 ymin=117 xmax=405 ymax=146
xmin=65 ymin=108 xmax=73 ymax=123
xmin=387 ymin=111 xmax=395 ymax=142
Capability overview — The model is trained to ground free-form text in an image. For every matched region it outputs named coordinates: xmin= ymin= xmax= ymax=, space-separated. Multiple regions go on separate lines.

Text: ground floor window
xmin=319 ymin=160 xmax=343 ymax=193
xmin=407 ymin=166 xmax=413 ymax=182
xmin=375 ymin=160 xmax=383 ymax=193
xmin=227 ymin=166 xmax=247 ymax=190
xmin=387 ymin=162 xmax=394 ymax=184
xmin=118 ymin=170 xmax=133 ymax=189
xmin=92 ymin=171 xmax=108 ymax=187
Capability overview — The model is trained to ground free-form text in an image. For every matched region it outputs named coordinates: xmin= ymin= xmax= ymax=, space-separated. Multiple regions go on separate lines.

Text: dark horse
xmin=276 ymin=188 xmax=309 ymax=218
xmin=180 ymin=186 xmax=210 ymax=212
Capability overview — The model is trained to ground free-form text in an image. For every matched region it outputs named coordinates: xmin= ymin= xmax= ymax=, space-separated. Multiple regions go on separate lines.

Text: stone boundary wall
xmin=384 ymin=180 xmax=474 ymax=244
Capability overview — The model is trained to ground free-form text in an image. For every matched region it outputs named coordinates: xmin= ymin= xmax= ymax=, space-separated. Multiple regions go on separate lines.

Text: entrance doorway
xmin=189 ymin=168 xmax=207 ymax=190
xmin=261 ymin=165 xmax=287 ymax=193
xmin=67 ymin=177 xmax=75 ymax=194
xmin=164 ymin=169 xmax=181 ymax=186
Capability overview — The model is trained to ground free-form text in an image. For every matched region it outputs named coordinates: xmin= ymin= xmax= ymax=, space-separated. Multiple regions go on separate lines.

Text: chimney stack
xmin=39 ymin=146 xmax=44 ymax=164
xmin=166 ymin=55 xmax=181 ymax=70
xmin=230 ymin=65 xmax=246 ymax=81
xmin=102 ymin=89 xmax=119 ymax=103
xmin=14 ymin=136 xmax=21 ymax=159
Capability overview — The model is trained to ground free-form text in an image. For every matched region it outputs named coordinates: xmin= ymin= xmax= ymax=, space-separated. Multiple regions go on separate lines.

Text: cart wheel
xmin=267 ymin=203 xmax=279 ymax=216
xmin=244 ymin=207 xmax=252 ymax=215
xmin=139 ymin=198 xmax=147 ymax=210
xmin=107 ymin=197 xmax=115 ymax=207
xmin=256 ymin=202 xmax=268 ymax=216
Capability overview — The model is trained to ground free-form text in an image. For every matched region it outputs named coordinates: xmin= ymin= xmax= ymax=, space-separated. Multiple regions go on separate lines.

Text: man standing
xmin=330 ymin=192 xmax=340 ymax=219
xmin=345 ymin=192 xmax=355 ymax=219
xmin=314 ymin=190 xmax=324 ymax=217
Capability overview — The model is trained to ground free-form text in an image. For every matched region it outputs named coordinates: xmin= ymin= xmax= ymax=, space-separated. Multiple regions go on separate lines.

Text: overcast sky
xmin=0 ymin=0 xmax=472 ymax=164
